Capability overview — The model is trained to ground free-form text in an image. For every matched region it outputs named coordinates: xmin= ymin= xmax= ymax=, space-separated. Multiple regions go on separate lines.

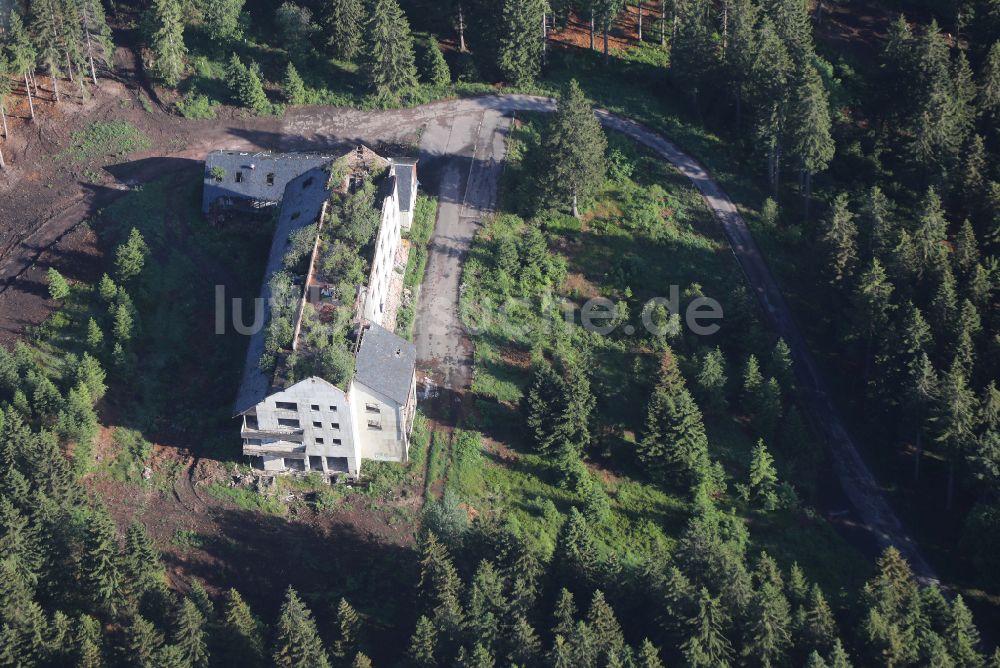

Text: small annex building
xmin=204 ymin=146 xmax=419 ymax=476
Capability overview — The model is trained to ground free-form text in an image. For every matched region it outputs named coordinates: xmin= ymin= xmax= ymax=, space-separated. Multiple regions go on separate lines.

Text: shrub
xmin=176 ymin=91 xmax=218 ymax=119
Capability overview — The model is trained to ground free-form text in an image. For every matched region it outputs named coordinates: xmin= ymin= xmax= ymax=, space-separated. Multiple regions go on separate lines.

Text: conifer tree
xmin=748 ymin=439 xmax=779 ymax=508
xmin=750 ymin=16 xmax=791 ymax=193
xmin=362 ymin=0 xmax=418 ymax=103
xmin=746 ymin=581 xmax=792 ymax=667
xmin=586 ymin=590 xmax=625 ymax=662
xmin=126 ymin=615 xmax=165 ymax=668
xmin=498 ymin=0 xmax=544 ymax=86
xmin=0 ymin=56 xmax=12 ymax=143
xmin=820 ymin=194 xmax=858 ymax=286
xmin=115 ymin=228 xmax=149 ymax=285
xmin=420 ymin=38 xmax=450 ymax=86
xmin=696 ymin=347 xmax=728 ymax=412
xmin=332 ymin=598 xmax=362 ymax=660
xmin=47 ymin=268 xmax=70 ymax=300
xmin=953 ymin=219 xmax=979 ymax=278
xmin=670 ymin=0 xmax=717 ymax=112
xmin=466 ymin=560 xmax=504 ymax=651
xmin=74 ymin=614 xmax=103 ymax=668
xmin=272 ymin=587 xmax=330 ymax=668
xmin=933 ymin=358 xmax=978 ymax=508
xmin=326 ymin=0 xmax=364 ymax=60
xmin=912 ymin=188 xmax=949 ymax=277
xmin=539 ymin=79 xmax=607 ymax=217
xmin=552 ymin=587 xmax=577 ymax=639
xmin=78 ymin=0 xmax=113 ymax=84
xmin=788 ymin=62 xmax=834 ymax=214
xmin=32 ymin=0 xmax=65 ymax=102
xmin=79 ymin=506 xmax=122 ymax=617
xmin=552 ymin=507 xmax=601 ymax=593
xmin=283 ymin=63 xmax=306 ymax=105
xmin=221 ymin=589 xmax=265 ymax=667
xmin=805 ymin=583 xmax=837 ymax=651
xmin=980 ymin=41 xmax=1000 ymax=123
xmin=946 ymin=594 xmax=982 ymax=664
xmin=227 ymin=55 xmax=270 ymax=114
xmin=637 ymin=638 xmax=664 ymax=668
xmin=150 ymin=0 xmax=186 ymax=86
xmin=7 ymin=15 xmax=37 ymax=120
xmin=506 ymin=615 xmax=541 ymax=666
xmin=681 ymin=588 xmax=734 ymax=668
xmin=639 ymin=383 xmax=710 ymax=485
xmin=173 ymin=598 xmax=210 ymax=668
xmin=407 ymin=615 xmax=437 ymax=667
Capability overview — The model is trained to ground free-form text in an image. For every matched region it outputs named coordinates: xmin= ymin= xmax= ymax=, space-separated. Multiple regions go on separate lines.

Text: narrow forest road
xmin=0 ymin=93 xmax=935 ymax=581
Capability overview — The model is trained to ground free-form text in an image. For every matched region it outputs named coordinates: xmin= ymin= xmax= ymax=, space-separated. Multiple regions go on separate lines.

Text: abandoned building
xmin=204 ymin=147 xmax=419 ymax=476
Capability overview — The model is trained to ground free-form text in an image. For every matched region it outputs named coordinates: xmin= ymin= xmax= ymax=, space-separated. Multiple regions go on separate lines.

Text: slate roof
xmin=354 ymin=324 xmax=416 ymax=405
xmin=232 ymin=164 xmax=334 ymax=416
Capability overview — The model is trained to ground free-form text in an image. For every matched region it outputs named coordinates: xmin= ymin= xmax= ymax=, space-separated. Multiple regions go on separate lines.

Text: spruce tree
xmin=78 ymin=0 xmax=113 ymax=84
xmin=465 ymin=560 xmax=505 ymax=651
xmin=74 ymin=614 xmax=103 ymax=668
xmin=912 ymin=188 xmax=949 ymax=278
xmin=221 ymin=589 xmax=265 ymax=667
xmin=748 ymin=439 xmax=779 ymax=508
xmin=7 ymin=15 xmax=37 ymax=120
xmin=47 ymin=268 xmax=70 ymax=300
xmin=788 ymin=62 xmax=834 ymax=214
xmin=362 ymin=0 xmax=418 ymax=103
xmin=150 ymin=0 xmax=186 ymax=86
xmin=681 ymin=588 xmax=734 ymax=668
xmin=79 ymin=506 xmax=122 ymax=617
xmin=173 ymin=598 xmax=210 ymax=668
xmin=326 ymin=0 xmax=364 ymax=60
xmin=406 ymin=615 xmax=437 ymax=667
xmin=946 ymin=594 xmax=982 ymax=665
xmin=420 ymin=38 xmax=450 ymax=86
xmin=497 ymin=0 xmax=544 ymax=86
xmin=126 ymin=615 xmax=165 ymax=668
xmin=552 ymin=587 xmax=577 ymax=639
xmin=980 ymin=41 xmax=1000 ymax=123
xmin=586 ymin=590 xmax=625 ymax=662
xmin=933 ymin=358 xmax=978 ymax=508
xmin=283 ymin=62 xmax=306 ymax=105
xmin=539 ymin=79 xmax=607 ymax=217
xmin=696 ymin=347 xmax=728 ymax=413
xmin=32 ymin=0 xmax=65 ymax=102
xmin=552 ymin=507 xmax=601 ymax=593
xmin=272 ymin=588 xmax=330 ymax=668
xmin=820 ymin=193 xmax=858 ymax=286
xmin=332 ymin=598 xmax=362 ymax=660
xmin=746 ymin=582 xmax=792 ymax=667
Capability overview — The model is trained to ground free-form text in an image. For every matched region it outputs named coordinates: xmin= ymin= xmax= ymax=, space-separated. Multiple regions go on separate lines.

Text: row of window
xmin=275 ymin=401 xmax=382 ymax=414
xmin=275 ymin=401 xmax=339 ymax=412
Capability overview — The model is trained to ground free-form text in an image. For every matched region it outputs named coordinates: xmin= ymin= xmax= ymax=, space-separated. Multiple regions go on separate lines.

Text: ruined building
xmin=202 ymin=146 xmax=419 ymax=476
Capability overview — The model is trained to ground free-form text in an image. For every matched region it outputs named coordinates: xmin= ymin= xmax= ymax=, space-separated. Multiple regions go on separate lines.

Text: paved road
xmin=0 ymin=93 xmax=933 ymax=580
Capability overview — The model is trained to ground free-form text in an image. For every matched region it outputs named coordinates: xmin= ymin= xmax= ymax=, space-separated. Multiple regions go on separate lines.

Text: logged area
xmin=0 ymin=0 xmax=999 ymax=664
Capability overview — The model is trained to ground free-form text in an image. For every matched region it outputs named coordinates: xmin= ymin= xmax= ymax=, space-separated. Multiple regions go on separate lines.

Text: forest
xmin=0 ymin=0 xmax=999 ymax=664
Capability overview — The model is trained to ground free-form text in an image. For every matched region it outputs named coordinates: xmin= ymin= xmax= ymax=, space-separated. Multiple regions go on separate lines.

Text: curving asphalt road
xmin=0 ymin=93 xmax=934 ymax=580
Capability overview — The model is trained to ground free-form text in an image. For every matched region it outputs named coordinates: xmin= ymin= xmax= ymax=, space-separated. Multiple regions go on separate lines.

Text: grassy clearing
xmin=205 ymin=482 xmax=286 ymax=515
xmin=62 ymin=120 xmax=151 ymax=163
xmin=454 ymin=116 xmax=871 ymax=590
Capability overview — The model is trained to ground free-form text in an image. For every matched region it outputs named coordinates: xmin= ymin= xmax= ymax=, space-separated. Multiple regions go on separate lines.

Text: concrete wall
xmin=245 ymin=378 xmax=362 ymax=473
xmin=362 ymin=179 xmax=402 ymax=325
xmin=349 ymin=379 xmax=410 ymax=464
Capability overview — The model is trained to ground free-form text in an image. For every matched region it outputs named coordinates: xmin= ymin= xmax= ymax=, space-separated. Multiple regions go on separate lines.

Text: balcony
xmin=243 ymin=441 xmax=306 ymax=456
xmin=240 ymin=426 xmax=304 ymax=443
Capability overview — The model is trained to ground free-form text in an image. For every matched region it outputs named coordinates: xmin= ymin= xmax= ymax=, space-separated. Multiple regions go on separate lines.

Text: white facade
xmin=362 ymin=181 xmax=402 ymax=326
xmin=240 ymin=373 xmax=415 ymax=476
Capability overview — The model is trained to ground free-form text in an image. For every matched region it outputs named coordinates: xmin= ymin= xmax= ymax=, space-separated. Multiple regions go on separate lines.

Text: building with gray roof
xmin=207 ymin=146 xmax=419 ymax=477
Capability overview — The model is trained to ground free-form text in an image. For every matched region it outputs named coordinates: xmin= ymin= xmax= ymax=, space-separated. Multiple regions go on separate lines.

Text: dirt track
xmin=0 ymin=90 xmax=935 ymax=582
